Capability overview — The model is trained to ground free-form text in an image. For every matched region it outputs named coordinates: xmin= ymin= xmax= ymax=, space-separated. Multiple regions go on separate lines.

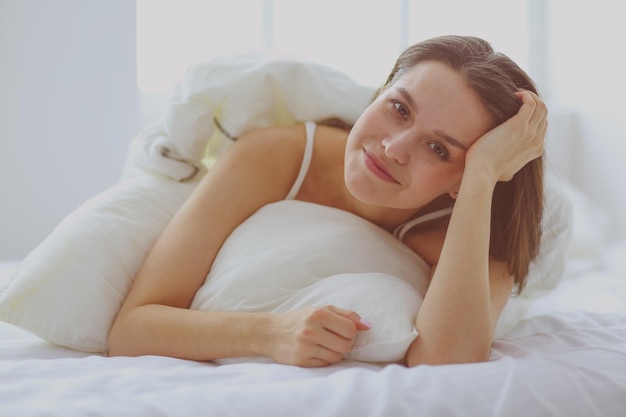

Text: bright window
xmin=137 ymin=0 xmax=536 ymax=94
xmin=407 ymin=0 xmax=529 ymax=69
xmin=136 ymin=0 xmax=266 ymax=93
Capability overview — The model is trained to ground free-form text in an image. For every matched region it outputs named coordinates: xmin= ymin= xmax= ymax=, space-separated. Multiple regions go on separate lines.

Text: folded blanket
xmin=125 ymin=52 xmax=378 ymax=181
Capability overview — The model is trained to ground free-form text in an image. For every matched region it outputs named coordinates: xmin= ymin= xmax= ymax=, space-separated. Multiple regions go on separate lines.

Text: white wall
xmin=0 ymin=0 xmax=139 ymax=260
xmin=1 ymin=1 xmax=624 ymax=261
xmin=547 ymin=1 xmax=626 ymax=240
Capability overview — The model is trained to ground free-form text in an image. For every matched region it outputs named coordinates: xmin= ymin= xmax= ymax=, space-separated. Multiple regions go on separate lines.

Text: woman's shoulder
xmin=235 ymin=123 xmax=348 ymax=168
xmin=221 ymin=125 xmax=307 ymax=195
xmin=238 ymin=123 xmax=347 ymax=145
xmin=231 ymin=122 xmax=348 ymax=201
xmin=237 ymin=124 xmax=307 ymax=149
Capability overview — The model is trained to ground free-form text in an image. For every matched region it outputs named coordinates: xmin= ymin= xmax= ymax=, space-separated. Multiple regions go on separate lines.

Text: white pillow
xmin=0 ymin=175 xmax=196 ymax=352
xmin=0 ymin=172 xmax=572 ymax=359
xmin=272 ymin=272 xmax=421 ymax=363
xmin=191 ymin=200 xmax=429 ymax=364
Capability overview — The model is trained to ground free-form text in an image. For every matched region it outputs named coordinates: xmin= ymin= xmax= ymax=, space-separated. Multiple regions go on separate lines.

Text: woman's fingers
xmin=326 ymin=305 xmax=372 ymax=333
xmin=467 ymin=90 xmax=548 ymax=182
xmin=523 ymin=91 xmax=547 ymax=161
xmin=517 ymin=90 xmax=548 ymax=142
xmin=304 ymin=307 xmax=356 ymax=353
xmin=514 ymin=90 xmax=537 ymax=122
xmin=311 ymin=306 xmax=373 ymax=363
xmin=270 ymin=305 xmax=369 ymax=367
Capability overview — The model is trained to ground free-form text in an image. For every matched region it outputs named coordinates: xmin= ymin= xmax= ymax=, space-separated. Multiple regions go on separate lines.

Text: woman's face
xmin=344 ymin=60 xmax=493 ymax=210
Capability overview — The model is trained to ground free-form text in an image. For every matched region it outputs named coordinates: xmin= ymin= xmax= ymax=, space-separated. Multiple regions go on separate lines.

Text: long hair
xmin=382 ymin=35 xmax=544 ymax=294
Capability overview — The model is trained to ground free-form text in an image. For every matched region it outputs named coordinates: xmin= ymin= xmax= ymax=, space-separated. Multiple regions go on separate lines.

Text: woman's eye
xmin=428 ymin=142 xmax=450 ymax=161
xmin=392 ymin=101 xmax=409 ymax=120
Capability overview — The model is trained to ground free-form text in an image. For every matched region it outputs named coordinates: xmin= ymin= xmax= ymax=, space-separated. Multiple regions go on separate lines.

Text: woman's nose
xmin=381 ymin=132 xmax=411 ymax=165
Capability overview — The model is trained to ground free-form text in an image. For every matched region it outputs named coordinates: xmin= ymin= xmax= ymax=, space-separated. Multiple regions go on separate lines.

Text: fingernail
xmin=360 ymin=318 xmax=372 ymax=329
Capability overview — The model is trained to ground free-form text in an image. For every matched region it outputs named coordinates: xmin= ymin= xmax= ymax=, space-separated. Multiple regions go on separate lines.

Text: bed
xmin=1 ymin=54 xmax=625 ymax=417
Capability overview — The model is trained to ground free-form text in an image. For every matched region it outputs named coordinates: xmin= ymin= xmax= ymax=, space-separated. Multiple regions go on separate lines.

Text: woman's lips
xmin=363 ymin=149 xmax=400 ymax=184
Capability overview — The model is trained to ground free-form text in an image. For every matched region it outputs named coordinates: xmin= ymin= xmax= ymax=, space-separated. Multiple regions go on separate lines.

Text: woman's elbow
xmin=107 ymin=312 xmax=137 ymax=357
xmin=405 ymin=338 xmax=491 ymax=368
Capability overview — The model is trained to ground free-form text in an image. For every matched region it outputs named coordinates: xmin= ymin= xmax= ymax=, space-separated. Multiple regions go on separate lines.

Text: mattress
xmin=2 ymin=251 xmax=625 ymax=417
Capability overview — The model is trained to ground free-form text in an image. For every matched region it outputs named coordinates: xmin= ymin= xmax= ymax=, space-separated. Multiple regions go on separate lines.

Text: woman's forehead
xmin=391 ymin=62 xmax=492 ymax=145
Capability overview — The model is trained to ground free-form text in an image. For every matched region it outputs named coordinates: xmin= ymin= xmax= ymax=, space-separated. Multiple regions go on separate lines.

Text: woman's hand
xmin=264 ymin=305 xmax=371 ymax=367
xmin=465 ymin=90 xmax=547 ymax=183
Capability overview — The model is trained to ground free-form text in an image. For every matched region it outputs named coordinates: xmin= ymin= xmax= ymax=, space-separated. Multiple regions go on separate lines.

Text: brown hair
xmin=383 ymin=35 xmax=543 ymax=293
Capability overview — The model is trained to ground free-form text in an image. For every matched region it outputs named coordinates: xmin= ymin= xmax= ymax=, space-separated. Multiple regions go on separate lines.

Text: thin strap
xmin=393 ymin=207 xmax=453 ymax=241
xmin=285 ymin=122 xmax=316 ymax=200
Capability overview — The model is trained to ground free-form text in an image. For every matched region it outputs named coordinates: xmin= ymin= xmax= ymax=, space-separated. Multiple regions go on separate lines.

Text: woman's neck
xmin=342 ymin=185 xmax=454 ymax=233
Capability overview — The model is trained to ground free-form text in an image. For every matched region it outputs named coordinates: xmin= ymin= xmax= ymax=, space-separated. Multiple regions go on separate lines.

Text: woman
xmin=108 ymin=35 xmax=546 ymax=368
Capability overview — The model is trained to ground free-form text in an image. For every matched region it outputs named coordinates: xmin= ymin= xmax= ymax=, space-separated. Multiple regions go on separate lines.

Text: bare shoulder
xmin=238 ymin=123 xmax=307 ymax=142
xmin=176 ymin=123 xmax=313 ymax=240
xmin=236 ymin=124 xmax=308 ymax=161
xmin=237 ymin=123 xmax=346 ymax=151
xmin=227 ymin=124 xmax=309 ymax=194
xmin=210 ymin=122 xmax=347 ymax=198
xmin=237 ymin=122 xmax=348 ymax=198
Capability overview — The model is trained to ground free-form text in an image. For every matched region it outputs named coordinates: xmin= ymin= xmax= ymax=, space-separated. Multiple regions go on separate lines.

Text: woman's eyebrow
xmin=434 ymin=130 xmax=467 ymax=151
xmin=396 ymin=87 xmax=417 ymax=111
xmin=396 ymin=87 xmax=467 ymax=151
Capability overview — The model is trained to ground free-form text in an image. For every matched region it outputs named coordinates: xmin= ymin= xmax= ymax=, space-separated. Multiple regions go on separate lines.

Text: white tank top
xmin=285 ymin=122 xmax=316 ymax=200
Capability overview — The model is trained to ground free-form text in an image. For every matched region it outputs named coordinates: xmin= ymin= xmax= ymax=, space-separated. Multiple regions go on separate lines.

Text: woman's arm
xmin=108 ymin=125 xmax=367 ymax=366
xmin=405 ymin=91 xmax=547 ymax=366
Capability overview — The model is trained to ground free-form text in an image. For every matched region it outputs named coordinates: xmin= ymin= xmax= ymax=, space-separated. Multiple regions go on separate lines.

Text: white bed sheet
xmin=1 ymin=251 xmax=626 ymax=417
